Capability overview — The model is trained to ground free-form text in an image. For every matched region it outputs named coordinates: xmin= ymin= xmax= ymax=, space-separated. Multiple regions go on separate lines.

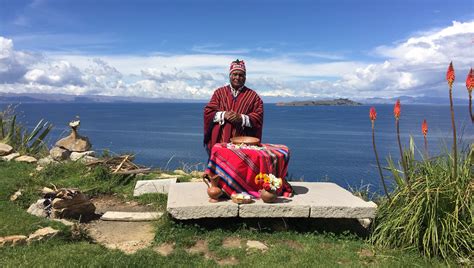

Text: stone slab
xmin=166 ymin=181 xmax=376 ymax=220
xmin=133 ymin=178 xmax=177 ymax=196
xmin=291 ymin=182 xmax=377 ymax=218
xmin=167 ymin=183 xmax=238 ymax=220
xmin=239 ymin=195 xmax=310 ymax=218
xmin=101 ymin=211 xmax=163 ymax=221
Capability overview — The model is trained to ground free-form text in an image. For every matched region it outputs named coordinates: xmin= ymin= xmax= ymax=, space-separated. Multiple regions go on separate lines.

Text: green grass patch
xmin=0 ymin=161 xmax=456 ymax=266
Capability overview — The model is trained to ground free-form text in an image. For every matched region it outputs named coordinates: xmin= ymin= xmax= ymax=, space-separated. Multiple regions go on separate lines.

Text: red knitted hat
xmin=229 ymin=59 xmax=246 ymax=74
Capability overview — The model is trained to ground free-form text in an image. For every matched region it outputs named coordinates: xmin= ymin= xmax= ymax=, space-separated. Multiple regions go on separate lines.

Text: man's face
xmin=230 ymin=70 xmax=246 ymax=88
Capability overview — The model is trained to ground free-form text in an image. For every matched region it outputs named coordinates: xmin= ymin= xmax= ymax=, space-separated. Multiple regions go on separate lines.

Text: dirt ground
xmin=83 ymin=195 xmax=156 ymax=254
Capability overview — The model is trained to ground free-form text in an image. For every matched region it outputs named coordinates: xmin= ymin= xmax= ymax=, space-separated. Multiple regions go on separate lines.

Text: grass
xmin=0 ymin=161 xmax=455 ymax=267
xmin=371 ymin=143 xmax=473 ymax=260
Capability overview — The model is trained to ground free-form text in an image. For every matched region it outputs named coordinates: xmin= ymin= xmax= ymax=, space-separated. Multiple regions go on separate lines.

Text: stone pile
xmin=46 ymin=119 xmax=97 ymax=163
xmin=28 ymin=187 xmax=96 ymax=221
xmin=0 ymin=142 xmax=38 ymax=163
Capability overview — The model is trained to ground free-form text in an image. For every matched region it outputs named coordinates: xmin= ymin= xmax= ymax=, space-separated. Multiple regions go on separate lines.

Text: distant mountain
xmin=0 ymin=93 xmax=205 ymax=103
xmin=0 ymin=92 xmax=469 ymax=105
xmin=362 ymin=96 xmax=468 ymax=105
xmin=275 ymin=98 xmax=362 ymax=106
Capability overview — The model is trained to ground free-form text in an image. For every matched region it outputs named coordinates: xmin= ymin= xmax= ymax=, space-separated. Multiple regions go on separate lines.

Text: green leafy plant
xmin=0 ymin=106 xmax=53 ymax=156
xmin=370 ymin=63 xmax=473 ymax=261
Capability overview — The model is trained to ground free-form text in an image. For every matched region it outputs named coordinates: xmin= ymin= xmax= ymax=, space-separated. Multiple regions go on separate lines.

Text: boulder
xmin=55 ymin=133 xmax=91 ymax=152
xmin=27 ymin=199 xmax=48 ymax=218
xmin=27 ymin=227 xmax=59 ymax=244
xmin=70 ymin=151 xmax=95 ymax=161
xmin=0 ymin=142 xmax=13 ymax=156
xmin=1 ymin=152 xmax=20 ymax=161
xmin=14 ymin=155 xmax=37 ymax=163
xmin=51 ymin=202 xmax=96 ymax=220
xmin=49 ymin=147 xmax=70 ymax=161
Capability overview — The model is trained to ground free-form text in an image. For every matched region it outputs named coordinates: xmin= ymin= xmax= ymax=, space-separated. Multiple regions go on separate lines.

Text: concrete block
xmin=167 ymin=183 xmax=238 ymax=220
xmin=101 ymin=211 xmax=163 ymax=221
xmin=133 ymin=178 xmax=177 ymax=196
xmin=291 ymin=182 xmax=377 ymax=218
xmin=239 ymin=195 xmax=310 ymax=218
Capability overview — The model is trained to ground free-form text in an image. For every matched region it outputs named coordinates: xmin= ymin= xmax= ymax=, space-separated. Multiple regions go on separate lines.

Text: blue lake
xmin=2 ymin=102 xmax=472 ymax=193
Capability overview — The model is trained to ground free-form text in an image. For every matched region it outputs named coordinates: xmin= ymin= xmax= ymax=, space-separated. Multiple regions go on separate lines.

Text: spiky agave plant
xmin=0 ymin=107 xmax=53 ymax=156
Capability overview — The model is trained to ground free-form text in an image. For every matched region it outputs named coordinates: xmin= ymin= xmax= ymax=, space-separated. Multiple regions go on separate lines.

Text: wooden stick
xmin=113 ymin=155 xmax=129 ymax=173
xmin=114 ymin=168 xmax=152 ymax=175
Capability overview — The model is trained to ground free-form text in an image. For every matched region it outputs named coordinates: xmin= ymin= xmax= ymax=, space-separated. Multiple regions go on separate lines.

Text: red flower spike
xmin=369 ymin=107 xmax=377 ymax=121
xmin=422 ymin=119 xmax=428 ymax=137
xmin=446 ymin=62 xmax=455 ymax=86
xmin=466 ymin=68 xmax=474 ymax=92
xmin=394 ymin=99 xmax=401 ymax=119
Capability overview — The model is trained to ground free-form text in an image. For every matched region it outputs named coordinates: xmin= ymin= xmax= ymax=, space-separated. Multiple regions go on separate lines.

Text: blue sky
xmin=0 ymin=0 xmax=473 ymax=101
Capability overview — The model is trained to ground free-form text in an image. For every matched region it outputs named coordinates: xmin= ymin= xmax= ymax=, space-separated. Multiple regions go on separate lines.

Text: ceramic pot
xmin=203 ymin=174 xmax=222 ymax=202
xmin=260 ymin=189 xmax=277 ymax=203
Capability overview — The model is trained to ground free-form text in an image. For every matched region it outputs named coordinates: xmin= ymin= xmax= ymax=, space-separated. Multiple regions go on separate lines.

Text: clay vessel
xmin=203 ymin=174 xmax=223 ymax=202
xmin=260 ymin=189 xmax=277 ymax=203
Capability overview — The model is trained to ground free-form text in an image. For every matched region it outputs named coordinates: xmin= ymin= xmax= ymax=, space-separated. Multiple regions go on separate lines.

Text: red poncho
xmin=203 ymin=85 xmax=264 ymax=154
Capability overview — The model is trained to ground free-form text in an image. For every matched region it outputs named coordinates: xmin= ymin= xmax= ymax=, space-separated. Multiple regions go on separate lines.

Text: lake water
xmin=2 ymin=102 xmax=472 ymax=193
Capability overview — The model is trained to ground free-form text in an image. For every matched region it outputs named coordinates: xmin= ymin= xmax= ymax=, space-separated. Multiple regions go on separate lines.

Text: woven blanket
xmin=205 ymin=143 xmax=293 ymax=198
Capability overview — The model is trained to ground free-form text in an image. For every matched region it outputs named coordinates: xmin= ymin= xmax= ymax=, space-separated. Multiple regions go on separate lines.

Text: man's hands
xmin=224 ymin=111 xmax=243 ymax=126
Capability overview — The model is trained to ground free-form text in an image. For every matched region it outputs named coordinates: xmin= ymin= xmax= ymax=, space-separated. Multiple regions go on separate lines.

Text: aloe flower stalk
xmin=466 ymin=68 xmax=474 ymax=123
xmin=446 ymin=62 xmax=457 ymax=179
xmin=422 ymin=119 xmax=428 ymax=158
xmin=394 ymin=99 xmax=408 ymax=182
xmin=370 ymin=107 xmax=391 ymax=200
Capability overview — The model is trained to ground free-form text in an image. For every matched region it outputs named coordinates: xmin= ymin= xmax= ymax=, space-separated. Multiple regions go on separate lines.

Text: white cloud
xmin=0 ymin=20 xmax=473 ymax=100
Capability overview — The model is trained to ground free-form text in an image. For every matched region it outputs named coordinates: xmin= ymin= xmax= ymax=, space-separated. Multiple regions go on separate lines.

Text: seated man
xmin=203 ymin=59 xmax=264 ymax=155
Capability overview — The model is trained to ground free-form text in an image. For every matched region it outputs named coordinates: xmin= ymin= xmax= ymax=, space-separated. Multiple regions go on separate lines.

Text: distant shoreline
xmin=276 ymin=98 xmax=362 ymax=106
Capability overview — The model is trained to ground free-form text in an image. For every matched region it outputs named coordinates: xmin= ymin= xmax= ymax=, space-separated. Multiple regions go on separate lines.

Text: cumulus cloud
xmin=0 ymin=20 xmax=473 ymax=100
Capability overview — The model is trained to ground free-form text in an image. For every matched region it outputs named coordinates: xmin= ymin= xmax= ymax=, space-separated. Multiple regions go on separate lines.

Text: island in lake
xmin=276 ymin=98 xmax=362 ymax=106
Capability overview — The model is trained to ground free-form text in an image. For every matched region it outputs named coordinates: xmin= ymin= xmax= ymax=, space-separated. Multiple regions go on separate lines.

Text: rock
xmin=78 ymin=155 xmax=99 ymax=164
xmin=1 ymin=235 xmax=28 ymax=247
xmin=358 ymin=218 xmax=372 ymax=229
xmin=49 ymin=147 xmax=70 ymax=161
xmin=9 ymin=190 xmax=22 ymax=201
xmin=246 ymin=240 xmax=268 ymax=251
xmin=70 ymin=151 xmax=95 ymax=161
xmin=27 ymin=227 xmax=59 ymax=244
xmin=52 ymin=218 xmax=75 ymax=226
xmin=51 ymin=201 xmax=96 ymax=220
xmin=2 ymin=152 xmax=20 ymax=161
xmin=173 ymin=169 xmax=188 ymax=175
xmin=133 ymin=178 xmax=177 ymax=196
xmin=27 ymin=199 xmax=47 ymax=218
xmin=38 ymin=156 xmax=57 ymax=166
xmin=51 ymin=193 xmax=89 ymax=209
xmin=14 ymin=155 xmax=37 ymax=163
xmin=0 ymin=142 xmax=13 ymax=156
xmin=55 ymin=132 xmax=91 ymax=152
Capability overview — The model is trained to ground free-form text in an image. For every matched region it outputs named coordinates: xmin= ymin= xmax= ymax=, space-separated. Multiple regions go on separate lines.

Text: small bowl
xmin=230 ymin=136 xmax=260 ymax=145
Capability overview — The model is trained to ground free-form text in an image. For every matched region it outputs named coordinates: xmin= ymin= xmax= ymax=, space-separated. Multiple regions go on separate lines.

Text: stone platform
xmin=167 ymin=182 xmax=377 ymax=220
